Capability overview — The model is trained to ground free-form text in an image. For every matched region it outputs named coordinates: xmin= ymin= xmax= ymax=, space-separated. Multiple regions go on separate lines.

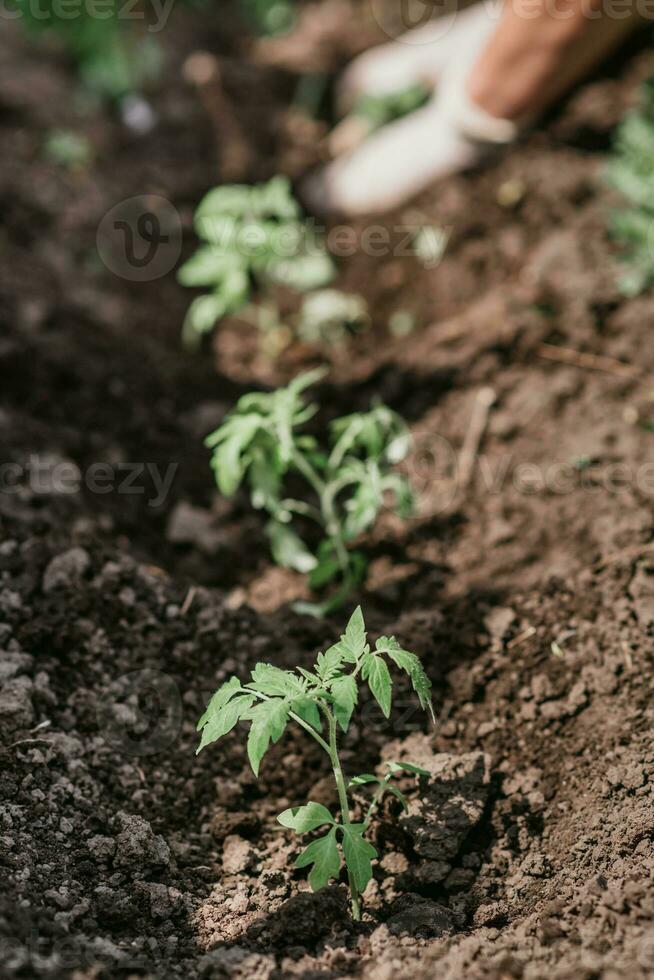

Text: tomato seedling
xmin=178 ymin=176 xmax=334 ymax=346
xmin=196 ymin=607 xmax=433 ymax=919
xmin=605 ymin=77 xmax=654 ymax=296
xmin=205 ymin=369 xmax=413 ymax=616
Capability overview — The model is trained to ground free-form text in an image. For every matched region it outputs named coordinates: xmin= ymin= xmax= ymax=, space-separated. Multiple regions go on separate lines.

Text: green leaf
xmin=291 ymin=695 xmax=322 ymax=731
xmin=376 ymin=637 xmax=433 ymax=718
xmin=344 ymin=477 xmax=383 ymax=538
xmin=266 ymin=252 xmax=335 ymax=292
xmin=248 ymin=663 xmax=305 ymax=698
xmin=183 ymin=293 xmax=229 ymax=342
xmin=386 ymin=784 xmax=408 ymax=809
xmin=266 ymin=520 xmax=317 ymax=574
xmin=197 ymin=676 xmax=241 ymax=731
xmin=277 ymin=802 xmax=335 ymax=833
xmin=386 ymin=761 xmax=430 ymax=777
xmin=315 ymin=643 xmax=347 ymax=683
xmin=249 ymin=446 xmax=283 ymax=510
xmin=362 ymin=653 xmax=392 ymax=718
xmin=246 ymin=699 xmax=289 ymax=776
xmin=338 ymin=606 xmax=367 ymax=663
xmin=341 ymin=825 xmax=377 ymax=893
xmin=308 ymin=541 xmax=341 ymax=590
xmin=196 ymin=693 xmax=256 ymax=754
xmin=177 ymin=246 xmax=237 ymax=287
xmin=206 ymin=414 xmax=262 ymax=497
xmin=329 ymin=404 xmax=410 ymax=469
xmin=194 ymin=184 xmax=255 ymax=222
xmin=330 ymin=674 xmax=358 ymax=733
xmin=348 ymin=774 xmax=380 ymax=788
xmin=295 ymin=827 xmax=341 ymax=892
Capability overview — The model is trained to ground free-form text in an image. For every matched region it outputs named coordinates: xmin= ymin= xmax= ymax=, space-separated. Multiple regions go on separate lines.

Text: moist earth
xmin=1 ymin=5 xmax=654 ymax=979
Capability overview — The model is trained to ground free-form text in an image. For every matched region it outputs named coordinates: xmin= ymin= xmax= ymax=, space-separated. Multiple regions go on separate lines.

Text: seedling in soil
xmin=13 ymin=2 xmax=161 ymax=100
xmin=204 ymin=369 xmax=413 ymax=616
xmin=178 ymin=175 xmax=334 ymax=347
xmin=196 ymin=607 xmax=433 ymax=919
xmin=605 ymin=77 xmax=654 ymax=296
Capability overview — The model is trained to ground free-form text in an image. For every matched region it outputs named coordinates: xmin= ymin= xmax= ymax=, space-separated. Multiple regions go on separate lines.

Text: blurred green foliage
xmin=605 ymin=78 xmax=654 ymax=297
xmin=238 ymin=0 xmax=296 ymax=35
xmin=13 ymin=0 xmax=161 ymax=99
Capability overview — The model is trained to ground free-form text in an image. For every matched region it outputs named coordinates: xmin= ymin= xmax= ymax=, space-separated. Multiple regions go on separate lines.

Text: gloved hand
xmin=302 ymin=2 xmax=526 ymax=217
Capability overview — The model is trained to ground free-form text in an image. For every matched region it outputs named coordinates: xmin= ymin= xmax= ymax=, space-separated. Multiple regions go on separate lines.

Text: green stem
xmin=280 ymin=498 xmax=324 ymax=525
xmin=364 ymin=775 xmax=391 ymax=827
xmin=321 ymin=491 xmax=350 ymax=578
xmin=290 ymin=448 xmax=354 ymax=606
xmin=325 ymin=706 xmax=361 ymax=920
xmin=290 ymin=448 xmax=327 ymax=499
xmin=252 ymin=690 xmax=331 ymax=755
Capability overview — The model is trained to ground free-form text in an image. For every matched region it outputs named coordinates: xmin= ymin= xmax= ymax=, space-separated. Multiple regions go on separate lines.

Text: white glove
xmin=303 ymin=4 xmax=525 ymax=217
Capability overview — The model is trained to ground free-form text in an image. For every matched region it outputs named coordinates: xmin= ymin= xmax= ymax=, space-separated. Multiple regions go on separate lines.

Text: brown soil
xmin=1 ymin=5 xmax=654 ymax=980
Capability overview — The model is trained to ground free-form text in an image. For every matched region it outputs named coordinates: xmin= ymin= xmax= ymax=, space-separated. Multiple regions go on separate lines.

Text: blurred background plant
xmin=605 ymin=77 xmax=654 ymax=297
xmin=239 ymin=0 xmax=296 ymax=35
xmin=11 ymin=0 xmax=163 ymax=101
xmin=178 ymin=175 xmax=335 ymax=348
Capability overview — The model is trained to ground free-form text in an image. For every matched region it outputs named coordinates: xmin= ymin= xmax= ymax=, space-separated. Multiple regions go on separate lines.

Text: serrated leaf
xmin=339 ymin=606 xmax=366 ymax=663
xmin=246 ymin=699 xmax=289 ymax=776
xmin=295 ymin=827 xmax=341 ymax=892
xmin=315 ymin=643 xmax=346 ymax=683
xmin=277 ymin=802 xmax=335 ymax=833
xmin=248 ymin=663 xmax=305 ymax=698
xmin=362 ymin=653 xmax=392 ymax=718
xmin=196 ymin=693 xmax=256 ymax=754
xmin=291 ymin=696 xmax=322 ymax=731
xmin=197 ymin=676 xmax=241 ymax=731
xmin=341 ymin=825 xmax=377 ymax=893
xmin=330 ymin=674 xmax=358 ymax=733
xmin=297 ymin=667 xmax=321 ymax=686
xmin=377 ymin=637 xmax=434 ymax=718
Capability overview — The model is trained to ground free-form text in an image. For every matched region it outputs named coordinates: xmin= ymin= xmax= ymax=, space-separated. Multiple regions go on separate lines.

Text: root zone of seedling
xmin=1 ymin=7 xmax=654 ymax=980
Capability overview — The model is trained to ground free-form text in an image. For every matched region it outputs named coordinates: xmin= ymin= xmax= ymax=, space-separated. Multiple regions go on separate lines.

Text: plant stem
xmin=364 ymin=775 xmax=391 ymax=827
xmin=321 ymin=491 xmax=350 ymax=578
xmin=290 ymin=447 xmax=353 ymax=603
xmin=252 ymin=690 xmax=331 ymax=755
xmin=325 ymin=707 xmax=361 ymax=920
xmin=290 ymin=448 xmax=326 ymax=499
